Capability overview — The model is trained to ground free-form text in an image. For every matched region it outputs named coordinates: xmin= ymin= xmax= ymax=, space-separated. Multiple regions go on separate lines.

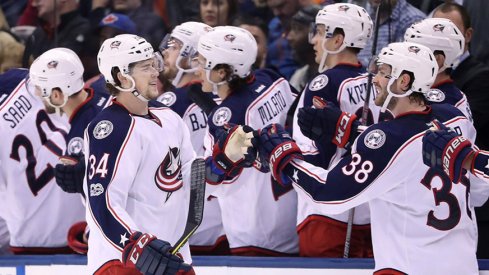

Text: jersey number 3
xmin=421 ymin=168 xmax=471 ymax=231
xmin=9 ymin=111 xmax=66 ymax=196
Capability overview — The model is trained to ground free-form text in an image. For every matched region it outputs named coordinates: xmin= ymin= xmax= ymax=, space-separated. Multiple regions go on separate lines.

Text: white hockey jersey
xmin=289 ymin=104 xmax=478 ymax=274
xmin=0 ymin=69 xmax=84 ymax=250
xmin=84 ymin=102 xmax=194 ymax=273
xmin=157 ymin=83 xmax=225 ymax=249
xmin=204 ymin=69 xmax=299 ymax=254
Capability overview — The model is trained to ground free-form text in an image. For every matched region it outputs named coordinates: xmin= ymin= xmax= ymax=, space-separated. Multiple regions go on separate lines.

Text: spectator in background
xmin=0 ymin=0 xmax=28 ymax=27
xmin=433 ymin=2 xmax=489 ymax=259
xmin=463 ymin=0 xmax=489 ymax=65
xmin=153 ymin=0 xmax=200 ymax=29
xmin=200 ymin=0 xmax=238 ymax=27
xmin=286 ymin=5 xmax=320 ymax=92
xmin=358 ymin=0 xmax=425 ymax=66
xmin=233 ymin=15 xmax=268 ymax=69
xmin=265 ymin=0 xmax=301 ymax=79
xmin=90 ymin=0 xmax=167 ymax=51
xmin=0 ymin=31 xmax=24 ymax=73
xmin=85 ymin=13 xmax=137 ymax=95
xmin=0 ymin=8 xmax=25 ymax=73
xmin=22 ymin=0 xmax=90 ymax=68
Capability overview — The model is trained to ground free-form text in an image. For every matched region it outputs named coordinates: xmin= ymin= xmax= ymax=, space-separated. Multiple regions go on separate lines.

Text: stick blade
xmin=171 ymin=158 xmax=206 ymax=254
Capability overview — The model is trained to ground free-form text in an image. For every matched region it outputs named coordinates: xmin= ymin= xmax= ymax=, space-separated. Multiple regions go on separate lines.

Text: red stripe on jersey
xmin=0 ymin=79 xmax=27 ymax=112
xmin=230 ymin=246 xmax=297 ymax=256
xmin=10 ymin=246 xmax=73 ymax=255
xmin=245 ymin=78 xmax=286 ymax=125
xmin=374 ymin=268 xmax=407 ymax=275
xmin=69 ymin=88 xmax=94 ymax=123
xmin=291 ymin=160 xmax=326 ymax=183
xmin=294 ymin=130 xmax=427 ymax=206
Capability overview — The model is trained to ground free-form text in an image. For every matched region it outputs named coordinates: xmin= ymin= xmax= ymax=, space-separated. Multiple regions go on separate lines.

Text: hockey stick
xmin=343 ymin=0 xmax=385 ymax=259
xmin=171 ymin=157 xmax=206 ymax=254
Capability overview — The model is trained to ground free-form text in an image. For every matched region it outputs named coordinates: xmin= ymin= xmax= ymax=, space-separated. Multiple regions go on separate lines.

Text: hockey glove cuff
xmin=67 ymin=221 xmax=88 ymax=254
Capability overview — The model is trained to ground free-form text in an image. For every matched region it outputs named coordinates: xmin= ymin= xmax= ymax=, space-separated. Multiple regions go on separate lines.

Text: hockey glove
xmin=67 ymin=221 xmax=88 ymax=254
xmin=298 ymin=96 xmax=360 ymax=148
xmin=122 ymin=232 xmax=191 ymax=275
xmin=212 ymin=125 xmax=257 ymax=178
xmin=422 ymin=120 xmax=475 ymax=182
xmin=54 ymin=153 xmax=85 ymax=194
xmin=252 ymin=124 xmax=303 ymax=186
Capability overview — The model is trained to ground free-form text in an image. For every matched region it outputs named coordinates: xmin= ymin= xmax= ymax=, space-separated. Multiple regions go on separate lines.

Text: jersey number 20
xmin=9 ymin=111 xmax=66 ymax=196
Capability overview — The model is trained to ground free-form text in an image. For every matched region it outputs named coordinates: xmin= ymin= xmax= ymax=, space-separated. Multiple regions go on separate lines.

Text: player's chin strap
xmin=205 ymin=70 xmax=227 ymax=95
xmin=115 ymin=73 xmax=150 ymax=102
xmin=318 ymin=38 xmax=346 ymax=73
xmin=172 ymin=56 xmax=198 ymax=87
xmin=44 ymin=95 xmax=68 ymax=116
xmin=380 ymin=77 xmax=415 ymax=113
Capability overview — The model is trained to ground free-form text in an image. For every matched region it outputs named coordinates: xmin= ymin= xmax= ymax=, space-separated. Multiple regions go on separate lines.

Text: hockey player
xmin=87 ymin=34 xmax=193 ymax=274
xmin=0 ymin=68 xmax=85 ymax=254
xmin=158 ymin=22 xmax=229 ymax=255
xmin=292 ymin=3 xmax=375 ymax=257
xmin=29 ymin=47 xmax=111 ymax=254
xmin=196 ymin=26 xmax=299 ymax=255
xmin=29 ymin=48 xmax=110 ymax=195
xmin=404 ymin=17 xmax=472 ymax=120
xmin=250 ymin=42 xmax=478 ymax=274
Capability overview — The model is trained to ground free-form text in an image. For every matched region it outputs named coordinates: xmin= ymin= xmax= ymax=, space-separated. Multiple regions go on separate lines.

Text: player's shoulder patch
xmin=67 ymin=137 xmax=84 ymax=155
xmin=364 ymin=129 xmax=386 ymax=149
xmin=159 ymin=91 xmax=177 ymax=107
xmin=309 ymin=74 xmax=329 ymax=91
xmin=425 ymin=89 xmax=445 ymax=102
xmin=93 ymin=120 xmax=114 ymax=139
xmin=212 ymin=106 xmax=232 ymax=126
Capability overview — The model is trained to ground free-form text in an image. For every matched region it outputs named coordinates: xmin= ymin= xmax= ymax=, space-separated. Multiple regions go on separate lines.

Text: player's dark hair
xmin=107 ymin=63 xmax=137 ymax=96
xmin=434 ymin=2 xmax=471 ymax=30
xmin=232 ymin=15 xmax=269 ymax=37
xmin=402 ymin=70 xmax=427 ymax=105
xmin=333 ymin=28 xmax=361 ymax=54
xmin=214 ymin=63 xmax=253 ymax=91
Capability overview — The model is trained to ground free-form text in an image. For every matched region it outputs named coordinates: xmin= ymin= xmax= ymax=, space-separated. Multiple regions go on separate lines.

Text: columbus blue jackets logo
xmin=338 ymin=5 xmax=350 ymax=12
xmin=364 ymin=129 xmax=386 ymax=149
xmin=309 ymin=75 xmax=329 ymax=91
xmin=224 ymin=34 xmax=236 ymax=42
xmin=110 ymin=41 xmax=121 ymax=49
xmin=424 ymin=89 xmax=445 ymax=102
xmin=159 ymin=91 xmax=177 ymax=107
xmin=47 ymin=60 xmax=58 ymax=69
xmin=212 ymin=107 xmax=232 ymax=126
xmin=67 ymin=137 xmax=84 ymax=155
xmin=155 ymin=147 xmax=183 ymax=192
xmin=93 ymin=120 xmax=113 ymax=139
xmin=408 ymin=45 xmax=420 ymax=54
xmin=433 ymin=24 xmax=445 ymax=32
